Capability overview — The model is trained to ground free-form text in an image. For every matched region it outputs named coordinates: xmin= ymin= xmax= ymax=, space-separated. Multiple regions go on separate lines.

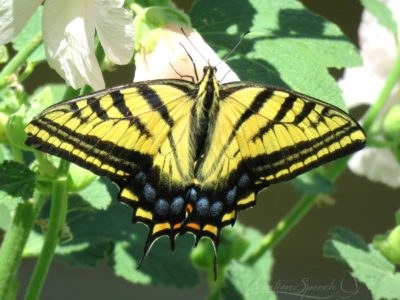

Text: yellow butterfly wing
xmin=25 ymin=80 xmax=197 ymax=250
xmin=187 ymin=82 xmax=366 ymax=243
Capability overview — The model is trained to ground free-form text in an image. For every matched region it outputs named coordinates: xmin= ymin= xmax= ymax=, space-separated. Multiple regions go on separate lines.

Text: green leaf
xmin=12 ymin=6 xmax=45 ymax=63
xmin=77 ymin=179 xmax=112 ymax=210
xmin=360 ymin=0 xmax=398 ymax=35
xmin=221 ymin=224 xmax=276 ymax=300
xmin=27 ymin=192 xmax=200 ymax=288
xmin=324 ymin=227 xmax=400 ymax=300
xmin=190 ymin=0 xmax=361 ymax=110
xmin=292 ymin=171 xmax=334 ymax=195
xmin=0 ymin=161 xmax=35 ymax=200
xmin=29 ymin=84 xmax=68 ymax=106
xmin=396 ymin=209 xmax=400 ymax=225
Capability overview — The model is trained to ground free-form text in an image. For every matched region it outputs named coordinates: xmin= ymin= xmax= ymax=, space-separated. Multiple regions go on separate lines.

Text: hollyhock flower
xmin=133 ymin=24 xmax=240 ymax=83
xmin=339 ymin=0 xmax=400 ymax=188
xmin=0 ymin=0 xmax=134 ymax=90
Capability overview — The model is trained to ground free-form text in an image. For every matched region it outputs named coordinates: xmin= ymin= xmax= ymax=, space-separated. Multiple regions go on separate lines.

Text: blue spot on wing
xmin=155 ymin=199 xmax=169 ymax=217
xmin=171 ymin=196 xmax=185 ymax=215
xmin=144 ymin=183 xmax=156 ymax=202
xmin=196 ymin=198 xmax=209 ymax=216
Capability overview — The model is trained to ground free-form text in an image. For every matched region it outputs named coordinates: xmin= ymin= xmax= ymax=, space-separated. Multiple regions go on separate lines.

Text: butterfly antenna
xmin=216 ymin=31 xmax=250 ymax=68
xmin=180 ymin=27 xmax=209 ymax=66
xmin=178 ymin=42 xmax=199 ymax=82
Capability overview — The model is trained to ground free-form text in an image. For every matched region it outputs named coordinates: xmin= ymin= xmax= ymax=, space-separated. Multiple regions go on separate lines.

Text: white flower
xmin=133 ymin=24 xmax=240 ymax=83
xmin=0 ymin=0 xmax=134 ymax=90
xmin=339 ymin=0 xmax=400 ymax=188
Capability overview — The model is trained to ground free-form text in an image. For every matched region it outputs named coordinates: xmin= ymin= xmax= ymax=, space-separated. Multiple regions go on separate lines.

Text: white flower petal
xmin=42 ymin=0 xmax=105 ymax=90
xmin=134 ymin=25 xmax=239 ymax=83
xmin=94 ymin=0 xmax=134 ymax=65
xmin=349 ymin=148 xmax=400 ymax=188
xmin=339 ymin=0 xmax=400 ymax=108
xmin=0 ymin=0 xmax=42 ymax=44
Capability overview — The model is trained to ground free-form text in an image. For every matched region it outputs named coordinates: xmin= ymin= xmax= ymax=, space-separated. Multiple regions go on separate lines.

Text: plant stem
xmin=362 ymin=45 xmax=400 ymax=132
xmin=23 ymin=160 xmax=70 ymax=300
xmin=0 ymin=33 xmax=43 ymax=90
xmin=245 ymin=194 xmax=315 ymax=264
xmin=0 ymin=192 xmax=47 ymax=300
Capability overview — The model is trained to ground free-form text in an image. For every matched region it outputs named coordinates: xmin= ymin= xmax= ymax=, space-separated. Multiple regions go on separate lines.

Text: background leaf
xmin=0 ymin=160 xmax=35 ymax=200
xmin=190 ymin=0 xmax=361 ymax=110
xmin=324 ymin=227 xmax=400 ymax=300
xmin=77 ymin=179 xmax=112 ymax=210
xmin=221 ymin=225 xmax=276 ymax=300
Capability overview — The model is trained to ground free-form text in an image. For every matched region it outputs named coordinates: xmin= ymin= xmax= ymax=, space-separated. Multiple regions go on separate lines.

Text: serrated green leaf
xmin=77 ymin=179 xmax=112 ymax=210
xmin=221 ymin=224 xmax=276 ymax=300
xmin=12 ymin=6 xmax=45 ymax=63
xmin=360 ymin=0 xmax=398 ymax=35
xmin=0 ymin=160 xmax=35 ymax=200
xmin=191 ymin=0 xmax=361 ymax=110
xmin=324 ymin=227 xmax=400 ymax=300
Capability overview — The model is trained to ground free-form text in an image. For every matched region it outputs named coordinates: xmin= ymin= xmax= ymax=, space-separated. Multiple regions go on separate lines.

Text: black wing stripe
xmin=110 ymin=90 xmax=152 ymax=138
xmin=88 ymin=97 xmax=108 ymax=120
xmin=138 ymin=85 xmax=174 ymax=127
xmin=293 ymin=101 xmax=316 ymax=124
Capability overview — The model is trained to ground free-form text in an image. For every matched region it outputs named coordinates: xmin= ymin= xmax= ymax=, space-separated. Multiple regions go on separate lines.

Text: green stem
xmin=0 ymin=192 xmax=47 ymax=300
xmin=23 ymin=160 xmax=70 ymax=300
xmin=362 ymin=45 xmax=400 ymax=132
xmin=245 ymin=194 xmax=315 ymax=264
xmin=18 ymin=62 xmax=37 ymax=83
xmin=0 ymin=33 xmax=43 ymax=90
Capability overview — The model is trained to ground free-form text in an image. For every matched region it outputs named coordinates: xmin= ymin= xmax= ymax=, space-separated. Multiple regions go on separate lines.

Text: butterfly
xmin=25 ymin=64 xmax=366 ymax=265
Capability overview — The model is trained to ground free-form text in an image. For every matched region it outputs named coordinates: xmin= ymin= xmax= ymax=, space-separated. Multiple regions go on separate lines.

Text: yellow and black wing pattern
xmin=25 ymin=67 xmax=366 ymax=261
